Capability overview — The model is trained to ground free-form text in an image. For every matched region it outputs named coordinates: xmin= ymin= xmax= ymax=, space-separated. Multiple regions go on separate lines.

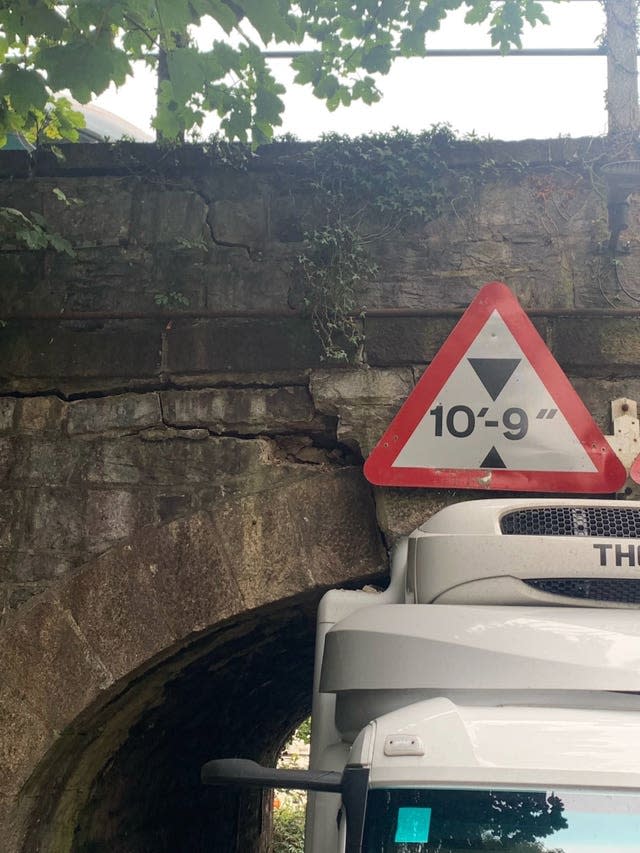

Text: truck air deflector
xmin=320 ymin=605 xmax=640 ymax=695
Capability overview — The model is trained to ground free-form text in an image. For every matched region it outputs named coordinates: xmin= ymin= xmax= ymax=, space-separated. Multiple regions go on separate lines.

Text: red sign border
xmin=364 ymin=282 xmax=626 ymax=493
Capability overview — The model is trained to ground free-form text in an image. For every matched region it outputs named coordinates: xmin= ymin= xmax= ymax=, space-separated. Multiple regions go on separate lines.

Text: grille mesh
xmin=524 ymin=577 xmax=640 ymax=604
xmin=500 ymin=506 xmax=640 ymax=538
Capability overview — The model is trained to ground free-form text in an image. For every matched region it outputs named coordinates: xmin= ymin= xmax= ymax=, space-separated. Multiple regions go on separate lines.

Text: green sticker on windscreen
xmin=394 ymin=806 xmax=432 ymax=843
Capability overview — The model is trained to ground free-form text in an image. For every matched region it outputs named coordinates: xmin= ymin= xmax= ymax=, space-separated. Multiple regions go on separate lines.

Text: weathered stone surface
xmin=0 ymin=321 xmax=163 ymax=387
xmin=46 ymin=246 xmax=161 ymax=314
xmin=41 ymin=179 xmax=134 ymax=245
xmin=215 ymin=468 xmax=385 ymax=608
xmin=166 ymin=318 xmax=323 ymax=373
xmin=0 ymin=685 xmax=52 ymax=789
xmin=0 ymin=438 xmax=14 ymax=483
xmin=67 ymin=393 xmax=161 ymax=435
xmin=0 ymin=253 xmax=45 ymax=314
xmin=209 ymin=196 xmax=269 ymax=248
xmin=366 ymin=315 xmax=551 ymax=366
xmin=132 ymin=189 xmax=209 ymax=245
xmin=365 ymin=317 xmax=457 ymax=366
xmin=16 ymin=397 xmax=65 ymax=433
xmin=85 ymin=490 xmax=154 ymax=555
xmin=84 ymin=435 xmax=272 ymax=486
xmin=550 ymin=317 xmax=640 ymax=373
xmin=4 ymin=552 xmax=73 ymax=584
xmin=11 ymin=438 xmax=89 ymax=484
xmin=0 ymin=399 xmax=15 ymax=432
xmin=21 ymin=488 xmax=86 ymax=552
xmin=374 ymin=488 xmax=482 ymax=545
xmin=0 ymin=489 xmax=22 ymax=552
xmin=0 ymin=468 xmax=385 ymax=852
xmin=310 ymin=367 xmax=414 ymax=455
xmin=203 ymin=246 xmax=294 ymax=311
xmin=0 ymin=594 xmax=111 ymax=750
xmin=161 ymin=386 xmax=318 ymax=434
xmin=570 ymin=377 xmax=640 ymax=432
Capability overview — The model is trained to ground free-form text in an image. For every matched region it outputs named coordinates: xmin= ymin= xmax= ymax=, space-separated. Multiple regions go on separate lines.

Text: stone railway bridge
xmin=1 ymin=138 xmax=640 ymax=852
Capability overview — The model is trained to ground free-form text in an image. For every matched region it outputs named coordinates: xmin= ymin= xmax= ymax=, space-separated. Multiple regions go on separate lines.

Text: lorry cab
xmin=203 ymin=498 xmax=640 ymax=852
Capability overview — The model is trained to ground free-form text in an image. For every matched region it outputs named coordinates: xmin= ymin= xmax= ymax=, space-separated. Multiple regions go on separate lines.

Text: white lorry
xmin=203 ymin=497 xmax=640 ymax=852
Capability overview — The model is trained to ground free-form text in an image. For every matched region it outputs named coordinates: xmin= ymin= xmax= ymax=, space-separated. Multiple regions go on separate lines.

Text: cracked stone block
xmin=67 ymin=393 xmax=162 ymax=435
xmin=311 ymin=368 xmax=414 ymax=456
xmin=161 ymin=386 xmax=318 ymax=434
xmin=209 ymin=197 xmax=269 ymax=248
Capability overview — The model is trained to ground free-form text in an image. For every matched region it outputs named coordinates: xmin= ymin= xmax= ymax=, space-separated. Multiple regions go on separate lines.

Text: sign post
xmin=364 ymin=282 xmax=626 ymax=493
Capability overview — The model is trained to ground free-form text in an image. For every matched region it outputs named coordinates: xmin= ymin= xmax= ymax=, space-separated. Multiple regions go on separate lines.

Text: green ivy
xmin=293 ymin=126 xmax=466 ymax=360
xmin=0 ymin=206 xmax=73 ymax=255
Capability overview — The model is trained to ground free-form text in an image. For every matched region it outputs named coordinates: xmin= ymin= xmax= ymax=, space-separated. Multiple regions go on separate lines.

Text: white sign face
xmin=392 ymin=311 xmax=597 ymax=473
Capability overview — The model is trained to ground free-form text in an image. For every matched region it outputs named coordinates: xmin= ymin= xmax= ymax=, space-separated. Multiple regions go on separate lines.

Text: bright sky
xmin=94 ymin=1 xmax=609 ymax=142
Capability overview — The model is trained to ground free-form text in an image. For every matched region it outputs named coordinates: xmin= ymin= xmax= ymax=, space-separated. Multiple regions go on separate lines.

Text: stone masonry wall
xmin=2 ymin=137 xmax=640 ymax=620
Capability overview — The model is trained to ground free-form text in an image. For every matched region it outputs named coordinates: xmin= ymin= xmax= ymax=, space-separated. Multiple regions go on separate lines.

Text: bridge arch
xmin=0 ymin=468 xmax=385 ymax=852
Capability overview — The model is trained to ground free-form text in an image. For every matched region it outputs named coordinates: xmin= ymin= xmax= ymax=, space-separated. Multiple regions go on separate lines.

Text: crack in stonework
xmin=192 ymin=187 xmax=254 ymax=258
xmin=0 ymin=376 xmax=311 ymax=403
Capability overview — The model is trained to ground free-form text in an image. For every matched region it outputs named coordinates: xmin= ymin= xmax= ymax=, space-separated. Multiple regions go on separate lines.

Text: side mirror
xmin=201 ymin=759 xmax=369 ymax=853
xmin=201 ymin=758 xmax=342 ymax=792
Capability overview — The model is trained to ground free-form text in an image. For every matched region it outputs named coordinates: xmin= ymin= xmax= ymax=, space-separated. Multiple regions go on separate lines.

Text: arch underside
xmin=0 ymin=468 xmax=386 ymax=852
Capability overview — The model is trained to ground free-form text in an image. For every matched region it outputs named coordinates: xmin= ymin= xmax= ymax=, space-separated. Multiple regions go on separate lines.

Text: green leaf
xmin=464 ymin=0 xmax=492 ymax=25
xmin=255 ymin=84 xmax=285 ymax=129
xmin=235 ymin=0 xmax=296 ymax=43
xmin=153 ymin=0 xmax=194 ymax=35
xmin=167 ymin=48 xmax=205 ymax=103
xmin=37 ymin=39 xmax=131 ymax=102
xmin=191 ymin=0 xmax=239 ymax=33
xmin=0 ymin=65 xmax=48 ymax=113
xmin=361 ymin=44 xmax=392 ymax=74
xmin=291 ymin=52 xmax=324 ymax=87
xmin=399 ymin=26 xmax=426 ymax=56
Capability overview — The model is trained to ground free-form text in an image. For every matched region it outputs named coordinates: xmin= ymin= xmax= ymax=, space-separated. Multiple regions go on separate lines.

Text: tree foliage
xmin=0 ymin=0 xmax=554 ymax=146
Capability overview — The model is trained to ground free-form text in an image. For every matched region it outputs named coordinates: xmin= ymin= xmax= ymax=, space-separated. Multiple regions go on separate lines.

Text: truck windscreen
xmin=362 ymin=787 xmax=640 ymax=851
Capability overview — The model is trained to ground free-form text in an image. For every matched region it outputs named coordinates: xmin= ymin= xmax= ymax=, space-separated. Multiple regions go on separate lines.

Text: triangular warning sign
xmin=364 ymin=282 xmax=626 ymax=493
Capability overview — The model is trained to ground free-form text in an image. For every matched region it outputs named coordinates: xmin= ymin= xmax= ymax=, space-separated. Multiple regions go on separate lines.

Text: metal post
xmin=605 ymin=0 xmax=640 ymax=140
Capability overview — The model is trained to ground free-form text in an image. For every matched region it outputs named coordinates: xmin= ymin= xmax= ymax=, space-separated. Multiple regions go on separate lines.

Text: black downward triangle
xmin=468 ymin=358 xmax=520 ymax=401
xmin=480 ymin=446 xmax=507 ymax=469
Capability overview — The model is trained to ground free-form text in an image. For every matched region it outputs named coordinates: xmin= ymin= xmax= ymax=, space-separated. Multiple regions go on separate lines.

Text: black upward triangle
xmin=468 ymin=358 xmax=520 ymax=401
xmin=480 ymin=446 xmax=507 ymax=469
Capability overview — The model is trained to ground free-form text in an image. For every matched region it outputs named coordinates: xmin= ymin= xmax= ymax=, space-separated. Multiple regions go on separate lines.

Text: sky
xmin=94 ymin=1 xmax=608 ymax=142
